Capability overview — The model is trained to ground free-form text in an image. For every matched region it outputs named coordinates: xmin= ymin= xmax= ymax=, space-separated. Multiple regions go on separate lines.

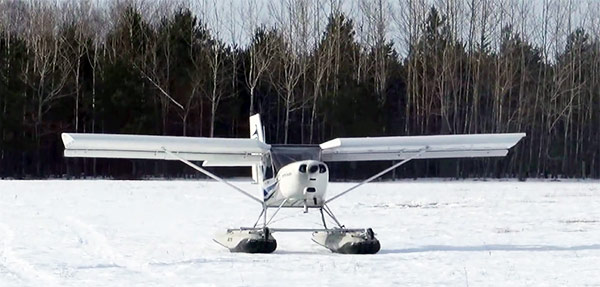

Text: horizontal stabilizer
xmin=202 ymin=161 xmax=256 ymax=167
xmin=320 ymin=133 xmax=525 ymax=162
xmin=62 ymin=133 xmax=270 ymax=164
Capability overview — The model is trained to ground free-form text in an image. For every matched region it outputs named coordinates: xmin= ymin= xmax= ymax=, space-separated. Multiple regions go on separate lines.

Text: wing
xmin=320 ymin=133 xmax=525 ymax=162
xmin=61 ymin=133 xmax=270 ymax=166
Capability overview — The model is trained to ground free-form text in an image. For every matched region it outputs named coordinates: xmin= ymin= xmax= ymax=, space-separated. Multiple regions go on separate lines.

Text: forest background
xmin=1 ymin=0 xmax=599 ymax=180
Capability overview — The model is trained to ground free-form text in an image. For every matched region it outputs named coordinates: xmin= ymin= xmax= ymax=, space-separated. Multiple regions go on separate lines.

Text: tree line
xmin=0 ymin=0 xmax=599 ymax=179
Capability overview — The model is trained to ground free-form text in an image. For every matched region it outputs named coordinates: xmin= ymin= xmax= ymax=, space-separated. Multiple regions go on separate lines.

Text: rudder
xmin=250 ymin=114 xmax=265 ymax=183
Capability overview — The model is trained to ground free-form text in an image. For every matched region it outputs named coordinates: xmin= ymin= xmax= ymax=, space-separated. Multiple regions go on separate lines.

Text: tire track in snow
xmin=65 ymin=217 xmax=166 ymax=282
xmin=0 ymin=223 xmax=61 ymax=286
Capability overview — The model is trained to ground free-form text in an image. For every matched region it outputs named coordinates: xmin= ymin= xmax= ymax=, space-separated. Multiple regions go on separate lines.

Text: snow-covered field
xmin=1 ymin=179 xmax=599 ymax=286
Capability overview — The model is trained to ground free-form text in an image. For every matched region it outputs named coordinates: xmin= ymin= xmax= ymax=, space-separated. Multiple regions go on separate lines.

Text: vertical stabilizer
xmin=250 ymin=114 xmax=265 ymax=183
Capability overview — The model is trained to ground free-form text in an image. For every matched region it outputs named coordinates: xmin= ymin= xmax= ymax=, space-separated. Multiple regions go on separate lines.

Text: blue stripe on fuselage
xmin=263 ymin=181 xmax=278 ymax=201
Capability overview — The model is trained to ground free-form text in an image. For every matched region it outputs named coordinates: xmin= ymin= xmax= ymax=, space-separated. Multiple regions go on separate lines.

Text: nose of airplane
xmin=309 ymin=165 xmax=319 ymax=173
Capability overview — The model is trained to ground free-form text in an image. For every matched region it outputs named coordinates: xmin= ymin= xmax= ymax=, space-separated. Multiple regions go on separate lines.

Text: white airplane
xmin=61 ymin=114 xmax=525 ymax=254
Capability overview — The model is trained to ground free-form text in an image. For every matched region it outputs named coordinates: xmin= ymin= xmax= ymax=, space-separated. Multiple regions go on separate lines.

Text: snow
xmin=1 ymin=179 xmax=599 ymax=286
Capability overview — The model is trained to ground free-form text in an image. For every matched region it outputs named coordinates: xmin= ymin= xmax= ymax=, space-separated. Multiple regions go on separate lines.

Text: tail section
xmin=250 ymin=114 xmax=265 ymax=183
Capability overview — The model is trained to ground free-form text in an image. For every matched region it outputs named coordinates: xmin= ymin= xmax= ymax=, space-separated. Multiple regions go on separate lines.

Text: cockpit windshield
xmin=269 ymin=145 xmax=321 ymax=171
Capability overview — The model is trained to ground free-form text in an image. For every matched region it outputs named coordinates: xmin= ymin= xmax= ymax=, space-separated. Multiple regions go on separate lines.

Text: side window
xmin=263 ymin=153 xmax=274 ymax=179
xmin=264 ymin=165 xmax=274 ymax=179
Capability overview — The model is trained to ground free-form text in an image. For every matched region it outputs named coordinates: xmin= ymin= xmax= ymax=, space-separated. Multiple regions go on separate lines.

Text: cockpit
xmin=263 ymin=145 xmax=322 ymax=179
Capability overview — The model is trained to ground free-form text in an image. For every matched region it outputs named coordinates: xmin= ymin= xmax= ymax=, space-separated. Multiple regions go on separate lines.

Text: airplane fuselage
xmin=263 ymin=160 xmax=328 ymax=208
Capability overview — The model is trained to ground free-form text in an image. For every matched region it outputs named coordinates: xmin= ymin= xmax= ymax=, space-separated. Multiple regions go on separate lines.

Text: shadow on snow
xmin=380 ymin=244 xmax=600 ymax=254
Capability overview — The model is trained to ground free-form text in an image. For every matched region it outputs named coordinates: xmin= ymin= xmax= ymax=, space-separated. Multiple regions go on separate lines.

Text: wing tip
xmin=320 ymin=138 xmax=342 ymax=150
xmin=61 ymin=133 xmax=75 ymax=148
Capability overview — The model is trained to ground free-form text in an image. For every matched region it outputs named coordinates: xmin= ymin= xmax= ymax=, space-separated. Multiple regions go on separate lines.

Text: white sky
xmin=199 ymin=0 xmax=598 ymax=58
xmin=56 ymin=0 xmax=600 ymax=58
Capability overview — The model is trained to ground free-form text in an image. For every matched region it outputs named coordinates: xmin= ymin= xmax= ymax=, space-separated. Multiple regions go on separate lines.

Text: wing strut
xmin=162 ymin=147 xmax=263 ymax=205
xmin=325 ymin=147 xmax=428 ymax=204
xmin=266 ymin=199 xmax=288 ymax=225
